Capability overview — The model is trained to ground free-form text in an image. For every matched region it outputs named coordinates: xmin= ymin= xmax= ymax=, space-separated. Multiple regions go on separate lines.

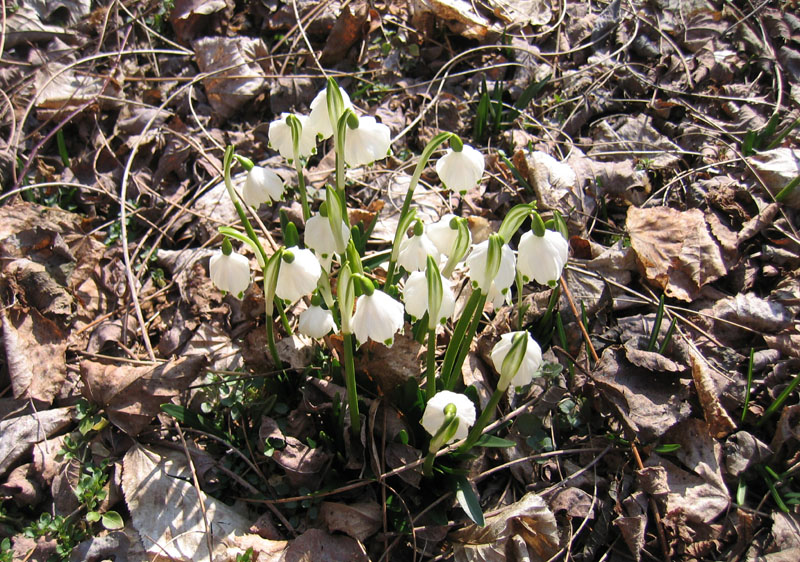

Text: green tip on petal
xmin=449 ymin=134 xmax=463 ymax=152
xmin=282 ymin=251 xmax=295 ymax=264
xmin=413 ymin=220 xmax=424 ymax=237
xmin=222 ymin=237 xmax=233 ymax=255
xmin=531 ymin=212 xmax=546 ymax=237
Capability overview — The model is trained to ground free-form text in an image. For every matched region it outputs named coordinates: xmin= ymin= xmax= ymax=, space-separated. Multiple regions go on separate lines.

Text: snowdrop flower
xmin=485 ymin=281 xmax=512 ymax=308
xmin=403 ymin=270 xmax=455 ymax=324
xmin=275 ymin=247 xmax=321 ymax=302
xmin=436 ymin=144 xmax=484 ymax=194
xmin=305 ymin=212 xmax=350 ymax=270
xmin=421 ymin=391 xmax=476 ymax=444
xmin=466 ymin=236 xmax=516 ymax=294
xmin=242 ymin=166 xmax=284 ymax=207
xmin=344 ymin=116 xmax=392 ymax=167
xmin=298 ymin=304 xmax=338 ymax=338
xmin=517 ymin=216 xmax=569 ymax=286
xmin=209 ymin=242 xmax=251 ymax=298
xmin=426 ymin=214 xmax=462 ymax=257
xmin=308 ymin=85 xmax=352 ymax=140
xmin=268 ymin=113 xmax=317 ymax=161
xmin=397 ymin=226 xmax=440 ymax=272
xmin=352 ymin=287 xmax=404 ymax=346
xmin=490 ymin=331 xmax=543 ymax=391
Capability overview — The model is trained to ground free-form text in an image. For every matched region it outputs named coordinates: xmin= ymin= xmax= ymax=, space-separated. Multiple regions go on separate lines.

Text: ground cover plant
xmin=1 ymin=0 xmax=800 ymax=560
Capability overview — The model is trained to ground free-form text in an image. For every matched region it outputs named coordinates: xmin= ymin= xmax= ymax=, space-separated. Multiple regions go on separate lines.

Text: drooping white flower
xmin=421 ymin=390 xmax=476 ymax=444
xmin=275 ymin=247 xmax=321 ymax=302
xmin=435 ymin=145 xmax=485 ymax=194
xmin=426 ymin=214 xmax=461 ymax=256
xmin=466 ymin=240 xmax=516 ymax=294
xmin=403 ymin=270 xmax=455 ymax=324
xmin=268 ymin=113 xmax=317 ymax=161
xmin=517 ymin=230 xmax=569 ymax=286
xmin=490 ymin=331 xmax=543 ymax=390
xmin=397 ymin=232 xmax=440 ymax=272
xmin=242 ymin=166 xmax=284 ymax=207
xmin=344 ymin=116 xmax=392 ymax=167
xmin=298 ymin=305 xmax=338 ymax=338
xmin=209 ymin=250 xmax=251 ymax=298
xmin=304 ymin=213 xmax=350 ymax=270
xmin=485 ymin=281 xmax=511 ymax=308
xmin=307 ymin=86 xmax=352 ymax=140
xmin=351 ymin=289 xmax=404 ymax=346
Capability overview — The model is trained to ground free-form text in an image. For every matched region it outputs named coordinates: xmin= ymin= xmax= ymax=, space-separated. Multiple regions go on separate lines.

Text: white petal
xmin=209 ymin=251 xmax=251 ymax=297
xmin=402 ymin=271 xmax=428 ymax=319
xmin=466 ymin=241 xmax=516 ymax=293
xmin=435 ymin=145 xmax=485 ymax=194
xmin=426 ymin=214 xmax=460 ymax=256
xmin=298 ymin=305 xmax=338 ymax=338
xmin=242 ymin=166 xmax=284 ymax=207
xmin=344 ymin=116 xmax=391 ymax=167
xmin=275 ymin=247 xmax=322 ymax=302
xmin=421 ymin=390 xmax=476 ymax=443
xmin=352 ymin=290 xmax=404 ymax=346
xmin=398 ymin=233 xmax=440 ymax=272
xmin=308 ymin=87 xmax=352 ymax=140
xmin=268 ymin=114 xmax=316 ymax=160
xmin=490 ymin=332 xmax=543 ymax=389
xmin=518 ymin=230 xmax=568 ymax=285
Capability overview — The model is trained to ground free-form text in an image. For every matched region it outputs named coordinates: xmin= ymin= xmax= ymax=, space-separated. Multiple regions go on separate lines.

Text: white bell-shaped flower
xmin=304 ymin=213 xmax=350 ymax=270
xmin=421 ymin=390 xmax=476 ymax=444
xmin=403 ymin=270 xmax=455 ymax=324
xmin=426 ymin=214 xmax=461 ymax=256
xmin=485 ymin=281 xmax=511 ymax=308
xmin=209 ymin=250 xmax=251 ymax=298
xmin=242 ymin=166 xmax=284 ymax=207
xmin=397 ymin=232 xmax=440 ymax=272
xmin=518 ymin=230 xmax=569 ymax=286
xmin=435 ymin=144 xmax=485 ymax=194
xmin=298 ymin=305 xmax=338 ymax=338
xmin=268 ymin=113 xmax=317 ymax=161
xmin=344 ymin=116 xmax=392 ymax=167
xmin=490 ymin=331 xmax=543 ymax=390
xmin=275 ymin=247 xmax=321 ymax=302
xmin=308 ymin=86 xmax=352 ymax=140
xmin=466 ymin=239 xmax=516 ymax=294
xmin=351 ymin=289 xmax=404 ymax=346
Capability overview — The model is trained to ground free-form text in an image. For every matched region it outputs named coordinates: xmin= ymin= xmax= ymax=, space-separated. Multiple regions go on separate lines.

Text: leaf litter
xmin=1 ymin=0 xmax=800 ymax=560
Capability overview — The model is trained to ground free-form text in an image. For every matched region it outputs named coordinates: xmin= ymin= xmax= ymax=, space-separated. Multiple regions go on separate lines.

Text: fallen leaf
xmin=3 ymin=258 xmax=73 ymax=321
xmin=0 ymin=464 xmax=42 ymax=506
xmin=711 ymin=293 xmax=793 ymax=333
xmin=0 ymin=407 xmax=74 ymax=478
xmin=192 ymin=36 xmax=271 ymax=119
xmin=451 ymin=492 xmax=559 ymax=562
xmin=748 ymin=148 xmax=800 ymax=208
xmin=259 ymin=417 xmax=331 ymax=488
xmin=411 ymin=0 xmax=491 ymax=41
xmin=320 ymin=2 xmax=368 ymax=64
xmin=122 ymin=445 xmax=287 ymax=561
xmin=613 ymin=515 xmax=646 ymax=562
xmin=170 ymin=0 xmax=227 ymax=43
xmin=723 ymin=431 xmax=772 ymax=477
xmin=689 ymin=349 xmax=736 ymax=438
xmin=627 ymin=206 xmax=727 ymax=302
xmin=0 ymin=306 xmax=67 ymax=407
xmin=371 ymin=174 xmax=446 ymax=243
xmin=764 ymin=331 xmax=800 ymax=359
xmin=485 ymin=0 xmax=551 ymax=26
xmin=319 ymin=501 xmax=382 ymax=541
xmin=80 ymin=355 xmax=207 ymax=435
xmin=281 ymin=528 xmax=368 ymax=562
xmin=547 ymin=487 xmax=595 ymax=520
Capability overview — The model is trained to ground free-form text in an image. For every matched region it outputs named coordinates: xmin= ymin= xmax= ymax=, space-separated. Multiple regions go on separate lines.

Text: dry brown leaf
xmin=320 ymin=2 xmax=369 ymax=64
xmin=0 ymin=407 xmax=74 ymax=478
xmin=451 ymin=493 xmax=559 ymax=562
xmin=689 ymin=349 xmax=736 ymax=438
xmin=319 ymin=501 xmax=382 ymax=541
xmin=122 ymin=445 xmax=287 ymax=562
xmin=627 ymin=206 xmax=727 ymax=302
xmin=547 ymin=487 xmax=595 ymax=520
xmin=411 ymin=0 xmax=491 ymax=40
xmin=170 ymin=0 xmax=227 ymax=43
xmin=80 ymin=355 xmax=207 ymax=435
xmin=748 ymin=148 xmax=800 ymax=208
xmin=723 ymin=431 xmax=772 ymax=477
xmin=591 ymin=347 xmax=692 ymax=442
xmin=192 ymin=36 xmax=271 ymax=119
xmin=0 ymin=306 xmax=67 ymax=407
xmin=282 ymin=528 xmax=368 ymax=562
xmin=0 ymin=464 xmax=42 ymax=506
xmin=3 ymin=258 xmax=73 ymax=321
xmin=259 ymin=417 xmax=331 ymax=488
xmin=613 ymin=515 xmax=646 ymax=562
xmin=486 ymin=0 xmax=551 ymax=26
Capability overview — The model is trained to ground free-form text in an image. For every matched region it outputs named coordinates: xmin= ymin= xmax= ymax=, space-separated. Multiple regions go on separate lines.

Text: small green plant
xmin=742 ymin=113 xmax=800 ymax=156
xmin=0 ymin=537 xmax=12 ymax=562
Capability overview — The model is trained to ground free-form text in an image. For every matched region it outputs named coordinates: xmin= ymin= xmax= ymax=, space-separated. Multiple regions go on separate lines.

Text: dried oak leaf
xmin=627 ymin=206 xmax=727 ymax=302
xmin=80 ymin=355 xmax=207 ymax=435
xmin=123 ymin=445 xmax=287 ymax=562
xmin=0 ymin=407 xmax=74 ymax=478
xmin=451 ymin=493 xmax=559 ymax=562
xmin=319 ymin=501 xmax=382 ymax=542
xmin=192 ymin=36 xmax=271 ymax=119
xmin=0 ymin=306 xmax=67 ymax=407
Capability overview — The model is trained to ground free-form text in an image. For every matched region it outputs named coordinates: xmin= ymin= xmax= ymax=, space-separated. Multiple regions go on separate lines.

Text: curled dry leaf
xmin=723 ymin=431 xmax=772 ymax=477
xmin=0 ymin=407 xmax=74 ymax=478
xmin=122 ymin=445 xmax=288 ymax=562
xmin=689 ymin=349 xmax=736 ymax=439
xmin=627 ymin=206 xmax=727 ymax=302
xmin=80 ymin=355 xmax=207 ymax=435
xmin=0 ymin=306 xmax=68 ymax=407
xmin=451 ymin=492 xmax=559 ymax=562
xmin=259 ymin=417 xmax=331 ymax=488
xmin=319 ymin=501 xmax=382 ymax=542
xmin=547 ymin=487 xmax=595 ymax=520
xmin=192 ymin=36 xmax=271 ymax=119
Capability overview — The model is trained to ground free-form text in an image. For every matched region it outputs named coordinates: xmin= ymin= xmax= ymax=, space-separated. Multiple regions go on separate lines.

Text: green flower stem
xmin=459 ymin=386 xmax=503 ymax=452
xmin=384 ymin=132 xmax=456 ymax=289
xmin=426 ymin=328 xmax=437 ymax=401
xmin=422 ymin=450 xmax=437 ymax=478
xmin=263 ymin=277 xmax=281 ymax=367
xmin=441 ymin=289 xmax=486 ymax=389
xmin=223 ymin=147 xmax=268 ymax=265
xmin=287 ymin=115 xmax=310 ymax=222
xmin=516 ymin=270 xmax=524 ymax=331
xmin=342 ymin=333 xmax=361 ymax=435
xmin=334 ymin=111 xmax=353 ymax=228
xmin=275 ymin=298 xmax=292 ymax=335
xmin=449 ymin=291 xmax=488 ymax=388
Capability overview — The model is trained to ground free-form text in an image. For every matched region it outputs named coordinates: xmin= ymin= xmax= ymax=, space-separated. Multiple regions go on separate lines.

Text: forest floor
xmin=2 ymin=0 xmax=800 ymax=560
